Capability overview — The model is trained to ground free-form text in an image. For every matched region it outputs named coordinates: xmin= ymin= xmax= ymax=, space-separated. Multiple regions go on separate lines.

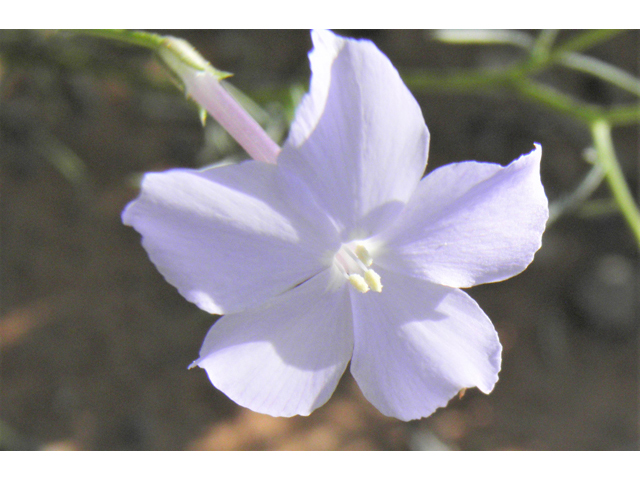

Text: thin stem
xmin=514 ymin=30 xmax=622 ymax=77
xmin=547 ymin=161 xmax=605 ymax=226
xmin=402 ymin=68 xmax=512 ymax=94
xmin=404 ymin=68 xmax=639 ymax=127
xmin=602 ymin=105 xmax=640 ymax=125
xmin=65 ymin=29 xmax=165 ymax=50
xmin=514 ymin=78 xmax=601 ymax=125
xmin=557 ymin=51 xmax=640 ymax=98
xmin=529 ymin=29 xmax=560 ymax=64
xmin=63 ymin=29 xmax=229 ymax=76
xmin=590 ymin=119 xmax=640 ymax=247
xmin=553 ymin=30 xmax=624 ymax=55
xmin=431 ymin=30 xmax=534 ymax=50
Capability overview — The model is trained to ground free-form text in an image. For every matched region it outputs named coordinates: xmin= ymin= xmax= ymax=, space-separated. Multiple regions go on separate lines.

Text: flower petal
xmin=349 ymin=268 xmax=501 ymax=421
xmin=279 ymin=30 xmax=430 ymax=240
xmin=192 ymin=269 xmax=353 ymax=417
xmin=123 ymin=160 xmax=339 ymax=314
xmin=375 ymin=145 xmax=548 ymax=288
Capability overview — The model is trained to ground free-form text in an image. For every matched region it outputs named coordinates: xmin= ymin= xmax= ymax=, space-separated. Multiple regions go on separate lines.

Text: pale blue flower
xmin=123 ymin=30 xmax=548 ymax=420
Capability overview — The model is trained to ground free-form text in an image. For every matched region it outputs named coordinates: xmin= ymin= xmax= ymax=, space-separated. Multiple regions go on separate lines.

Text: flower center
xmin=333 ymin=243 xmax=382 ymax=293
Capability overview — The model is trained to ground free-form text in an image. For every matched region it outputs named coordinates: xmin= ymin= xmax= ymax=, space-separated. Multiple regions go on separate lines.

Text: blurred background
xmin=1 ymin=30 xmax=638 ymax=450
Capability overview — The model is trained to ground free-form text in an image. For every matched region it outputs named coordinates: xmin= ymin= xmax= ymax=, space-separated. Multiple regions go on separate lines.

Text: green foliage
xmin=405 ymin=30 xmax=640 ymax=248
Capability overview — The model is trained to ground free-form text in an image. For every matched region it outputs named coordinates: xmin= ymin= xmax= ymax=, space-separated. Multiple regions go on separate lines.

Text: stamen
xmin=349 ymin=274 xmax=370 ymax=293
xmin=333 ymin=243 xmax=383 ymax=294
xmin=355 ymin=244 xmax=373 ymax=267
xmin=364 ymin=269 xmax=382 ymax=293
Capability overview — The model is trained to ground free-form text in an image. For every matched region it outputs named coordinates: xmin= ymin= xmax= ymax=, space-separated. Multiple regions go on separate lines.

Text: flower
xmin=122 ymin=30 xmax=548 ymax=421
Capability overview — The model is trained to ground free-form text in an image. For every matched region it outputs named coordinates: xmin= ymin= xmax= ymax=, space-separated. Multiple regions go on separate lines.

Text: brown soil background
xmin=1 ymin=30 xmax=638 ymax=450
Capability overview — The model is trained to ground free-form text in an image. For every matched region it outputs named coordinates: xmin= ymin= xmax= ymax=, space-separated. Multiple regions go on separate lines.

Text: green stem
xmin=430 ymin=29 xmax=534 ymax=50
xmin=602 ymin=104 xmax=640 ymax=125
xmin=557 ymin=51 xmax=640 ymax=98
xmin=590 ymin=119 xmax=640 ymax=247
xmin=529 ymin=29 xmax=560 ymax=65
xmin=61 ymin=30 xmax=230 ymax=76
xmin=63 ymin=29 xmax=165 ymax=50
xmin=514 ymin=78 xmax=601 ymax=124
xmin=553 ymin=30 xmax=624 ymax=55
xmin=404 ymin=68 xmax=639 ymax=126
xmin=402 ymin=68 xmax=511 ymax=94
xmin=519 ymin=30 xmax=622 ymax=76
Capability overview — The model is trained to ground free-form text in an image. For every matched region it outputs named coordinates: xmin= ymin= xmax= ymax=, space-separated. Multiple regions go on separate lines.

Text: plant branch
xmin=590 ymin=119 xmax=640 ymax=246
